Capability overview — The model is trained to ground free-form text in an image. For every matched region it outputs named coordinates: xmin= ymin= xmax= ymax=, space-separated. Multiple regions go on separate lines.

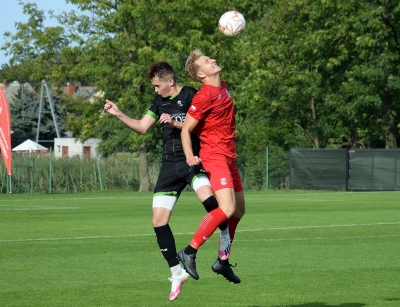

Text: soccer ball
xmin=218 ymin=11 xmax=246 ymax=36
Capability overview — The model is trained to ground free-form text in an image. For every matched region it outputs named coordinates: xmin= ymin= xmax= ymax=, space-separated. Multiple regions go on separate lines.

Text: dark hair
xmin=149 ymin=61 xmax=176 ymax=82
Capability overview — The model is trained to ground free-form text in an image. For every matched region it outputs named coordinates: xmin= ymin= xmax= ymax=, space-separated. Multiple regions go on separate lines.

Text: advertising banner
xmin=0 ymin=88 xmax=12 ymax=176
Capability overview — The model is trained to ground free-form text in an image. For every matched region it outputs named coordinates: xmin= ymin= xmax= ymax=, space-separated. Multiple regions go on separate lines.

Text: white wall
xmin=54 ymin=138 xmax=101 ymax=158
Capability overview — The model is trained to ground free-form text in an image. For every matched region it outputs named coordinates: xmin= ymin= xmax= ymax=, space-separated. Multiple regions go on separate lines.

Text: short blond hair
xmin=185 ymin=48 xmax=203 ymax=82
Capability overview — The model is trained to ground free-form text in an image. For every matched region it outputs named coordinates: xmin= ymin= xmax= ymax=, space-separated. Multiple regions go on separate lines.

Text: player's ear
xmin=197 ymin=71 xmax=206 ymax=79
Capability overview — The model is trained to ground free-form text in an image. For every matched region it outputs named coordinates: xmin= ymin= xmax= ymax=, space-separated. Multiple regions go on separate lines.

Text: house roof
xmin=0 ymin=81 xmax=35 ymax=105
xmin=63 ymin=82 xmax=98 ymax=98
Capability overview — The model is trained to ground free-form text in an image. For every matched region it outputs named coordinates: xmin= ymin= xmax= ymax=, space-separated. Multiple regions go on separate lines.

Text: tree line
xmin=1 ymin=0 xmax=400 ymax=189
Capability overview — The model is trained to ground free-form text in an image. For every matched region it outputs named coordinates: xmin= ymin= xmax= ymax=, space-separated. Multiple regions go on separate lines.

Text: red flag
xmin=0 ymin=88 xmax=12 ymax=176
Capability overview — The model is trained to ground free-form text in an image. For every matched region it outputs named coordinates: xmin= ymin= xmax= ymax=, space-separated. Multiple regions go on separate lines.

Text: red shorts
xmin=200 ymin=153 xmax=243 ymax=192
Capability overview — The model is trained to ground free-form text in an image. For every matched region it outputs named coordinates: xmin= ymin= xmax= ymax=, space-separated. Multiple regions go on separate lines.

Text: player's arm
xmin=181 ymin=113 xmax=201 ymax=166
xmin=104 ymin=99 xmax=156 ymax=134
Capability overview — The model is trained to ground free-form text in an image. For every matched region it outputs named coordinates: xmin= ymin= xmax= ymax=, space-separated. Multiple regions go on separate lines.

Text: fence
xmin=1 ymin=147 xmax=293 ymax=194
xmin=0 ymin=153 xmax=150 ymax=194
xmin=290 ymin=148 xmax=400 ymax=191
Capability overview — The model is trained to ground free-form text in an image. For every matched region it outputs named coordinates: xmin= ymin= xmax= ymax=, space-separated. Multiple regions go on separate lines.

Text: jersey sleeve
xmin=146 ymin=96 xmax=161 ymax=120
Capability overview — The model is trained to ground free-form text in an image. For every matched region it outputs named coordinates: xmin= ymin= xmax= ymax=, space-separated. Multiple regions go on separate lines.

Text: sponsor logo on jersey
xmin=200 ymin=168 xmax=206 ymax=172
xmin=171 ymin=113 xmax=186 ymax=122
xmin=220 ymin=178 xmax=227 ymax=185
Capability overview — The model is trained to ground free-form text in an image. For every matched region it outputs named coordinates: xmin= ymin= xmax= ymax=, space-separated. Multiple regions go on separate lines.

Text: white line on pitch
xmin=0 ymin=207 xmax=80 ymax=211
xmin=0 ymin=222 xmax=399 ymax=243
xmin=238 ymin=221 xmax=400 ymax=232
xmin=234 ymin=234 xmax=400 ymax=242
xmin=0 ymin=196 xmax=152 ymax=203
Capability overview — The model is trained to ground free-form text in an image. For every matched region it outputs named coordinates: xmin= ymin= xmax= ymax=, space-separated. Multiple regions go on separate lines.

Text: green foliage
xmin=3 ymin=0 xmax=400 ymax=189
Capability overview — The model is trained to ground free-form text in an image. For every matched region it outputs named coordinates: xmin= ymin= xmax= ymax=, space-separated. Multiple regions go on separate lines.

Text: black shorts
xmin=153 ymin=159 xmax=208 ymax=197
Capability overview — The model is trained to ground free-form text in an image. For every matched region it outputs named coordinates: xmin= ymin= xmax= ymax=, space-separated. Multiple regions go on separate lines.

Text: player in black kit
xmin=103 ymin=62 xmax=231 ymax=301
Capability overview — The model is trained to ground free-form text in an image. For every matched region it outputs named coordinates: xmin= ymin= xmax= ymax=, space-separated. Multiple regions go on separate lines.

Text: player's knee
xmin=234 ymin=205 xmax=246 ymax=218
xmin=152 ymin=217 xmax=166 ymax=227
xmin=220 ymin=205 xmax=236 ymax=218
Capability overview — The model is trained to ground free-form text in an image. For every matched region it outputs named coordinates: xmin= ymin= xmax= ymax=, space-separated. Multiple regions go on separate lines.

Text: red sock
xmin=227 ymin=216 xmax=241 ymax=242
xmin=190 ymin=208 xmax=228 ymax=249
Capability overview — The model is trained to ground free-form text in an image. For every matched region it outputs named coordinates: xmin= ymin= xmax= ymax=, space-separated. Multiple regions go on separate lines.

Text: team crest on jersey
xmin=220 ymin=177 xmax=227 ymax=185
xmin=218 ymin=94 xmax=222 ymax=100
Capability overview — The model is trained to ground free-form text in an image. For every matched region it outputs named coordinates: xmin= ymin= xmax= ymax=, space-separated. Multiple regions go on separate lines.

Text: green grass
xmin=0 ymin=190 xmax=399 ymax=307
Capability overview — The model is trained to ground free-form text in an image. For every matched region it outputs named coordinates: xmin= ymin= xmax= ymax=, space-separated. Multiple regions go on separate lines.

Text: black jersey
xmin=147 ymin=86 xmax=200 ymax=161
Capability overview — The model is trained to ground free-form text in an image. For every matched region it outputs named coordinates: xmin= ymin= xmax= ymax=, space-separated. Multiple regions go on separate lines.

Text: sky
xmin=0 ymin=0 xmax=77 ymax=66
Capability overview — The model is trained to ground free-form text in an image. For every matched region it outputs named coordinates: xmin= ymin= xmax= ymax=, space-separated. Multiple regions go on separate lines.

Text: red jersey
xmin=188 ymin=81 xmax=236 ymax=159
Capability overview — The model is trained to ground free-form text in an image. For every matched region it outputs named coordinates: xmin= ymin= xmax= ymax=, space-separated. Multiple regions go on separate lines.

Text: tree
xmin=11 ymin=88 xmax=66 ymax=146
xmin=5 ymin=0 xmax=400 ymax=191
xmin=233 ymin=0 xmax=400 ymax=151
xmin=2 ymin=0 xmax=235 ymax=190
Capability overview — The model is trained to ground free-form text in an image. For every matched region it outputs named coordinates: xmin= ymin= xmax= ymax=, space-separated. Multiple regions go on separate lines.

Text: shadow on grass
xmin=249 ymin=303 xmax=367 ymax=307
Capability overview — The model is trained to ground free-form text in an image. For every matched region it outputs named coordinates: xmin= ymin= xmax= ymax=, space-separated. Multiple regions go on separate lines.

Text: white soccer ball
xmin=218 ymin=11 xmax=246 ymax=36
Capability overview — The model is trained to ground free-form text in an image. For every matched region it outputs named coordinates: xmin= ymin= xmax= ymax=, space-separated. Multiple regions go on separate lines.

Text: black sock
xmin=202 ymin=196 xmax=228 ymax=231
xmin=154 ymin=224 xmax=179 ymax=267
xmin=184 ymin=245 xmax=197 ymax=255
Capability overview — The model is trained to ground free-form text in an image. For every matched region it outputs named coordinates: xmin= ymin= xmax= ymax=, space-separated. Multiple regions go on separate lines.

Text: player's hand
xmin=104 ymin=100 xmax=121 ymax=116
xmin=186 ymin=156 xmax=201 ymax=166
xmin=159 ymin=113 xmax=174 ymax=127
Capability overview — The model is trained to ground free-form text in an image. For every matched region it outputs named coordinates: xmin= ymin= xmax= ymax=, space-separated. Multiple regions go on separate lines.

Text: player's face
xmin=151 ymin=76 xmax=173 ymax=97
xmin=196 ymin=55 xmax=222 ymax=78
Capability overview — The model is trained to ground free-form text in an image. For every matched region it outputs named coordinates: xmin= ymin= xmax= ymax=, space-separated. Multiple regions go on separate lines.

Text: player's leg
xmin=211 ymin=162 xmax=244 ymax=283
xmin=153 ymin=196 xmax=189 ymax=301
xmin=227 ymin=161 xmax=245 ymax=243
xmin=191 ymin=171 xmax=229 ymax=232
xmin=152 ymin=163 xmax=189 ymax=301
xmin=178 ymin=187 xmax=234 ymax=279
xmin=211 ymin=190 xmax=244 ymax=284
xmin=178 ymin=157 xmax=236 ymax=279
xmin=192 ymin=174 xmax=231 ymax=260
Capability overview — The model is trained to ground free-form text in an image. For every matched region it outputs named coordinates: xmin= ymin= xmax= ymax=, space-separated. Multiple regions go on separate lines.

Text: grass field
xmin=0 ymin=190 xmax=399 ymax=307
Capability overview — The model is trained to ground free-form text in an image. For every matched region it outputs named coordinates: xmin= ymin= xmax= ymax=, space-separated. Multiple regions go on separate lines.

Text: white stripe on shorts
xmin=152 ymin=195 xmax=177 ymax=211
xmin=192 ymin=176 xmax=211 ymax=192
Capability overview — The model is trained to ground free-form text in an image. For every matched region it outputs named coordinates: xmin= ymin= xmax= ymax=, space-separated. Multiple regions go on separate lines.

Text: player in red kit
xmin=178 ymin=49 xmax=245 ymax=283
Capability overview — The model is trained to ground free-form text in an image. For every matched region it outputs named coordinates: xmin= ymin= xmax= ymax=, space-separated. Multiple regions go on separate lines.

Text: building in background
xmin=54 ymin=138 xmax=101 ymax=159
